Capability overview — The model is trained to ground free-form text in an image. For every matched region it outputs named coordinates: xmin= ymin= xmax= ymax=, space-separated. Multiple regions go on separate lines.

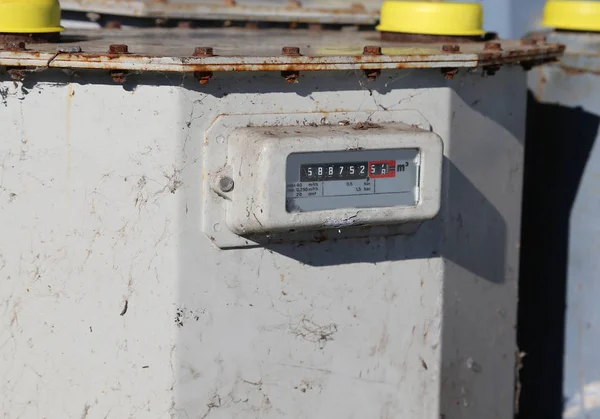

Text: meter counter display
xmin=286 ymin=149 xmax=420 ymax=213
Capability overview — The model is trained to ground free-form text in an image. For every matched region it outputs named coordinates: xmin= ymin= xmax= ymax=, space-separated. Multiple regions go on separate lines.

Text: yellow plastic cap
xmin=543 ymin=1 xmax=600 ymax=32
xmin=0 ymin=0 xmax=63 ymax=33
xmin=376 ymin=1 xmax=485 ymax=36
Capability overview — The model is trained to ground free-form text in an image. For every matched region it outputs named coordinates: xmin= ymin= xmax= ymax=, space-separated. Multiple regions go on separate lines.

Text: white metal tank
xmin=0 ymin=3 xmax=563 ymax=417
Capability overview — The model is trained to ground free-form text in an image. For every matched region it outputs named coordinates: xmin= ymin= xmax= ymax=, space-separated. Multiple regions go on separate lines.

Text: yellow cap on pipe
xmin=376 ymin=1 xmax=485 ymax=36
xmin=0 ymin=0 xmax=63 ymax=33
xmin=543 ymin=1 xmax=600 ymax=32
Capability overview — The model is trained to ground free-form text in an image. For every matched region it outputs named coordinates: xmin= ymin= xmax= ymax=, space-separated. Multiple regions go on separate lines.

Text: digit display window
xmin=286 ymin=149 xmax=420 ymax=213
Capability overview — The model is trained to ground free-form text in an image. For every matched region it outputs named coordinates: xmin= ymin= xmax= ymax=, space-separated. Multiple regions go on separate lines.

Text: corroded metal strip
xmin=0 ymin=45 xmax=565 ymax=73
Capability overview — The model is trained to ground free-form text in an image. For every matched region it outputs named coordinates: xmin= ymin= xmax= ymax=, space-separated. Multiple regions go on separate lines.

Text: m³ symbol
xmin=397 ymin=162 xmax=409 ymax=172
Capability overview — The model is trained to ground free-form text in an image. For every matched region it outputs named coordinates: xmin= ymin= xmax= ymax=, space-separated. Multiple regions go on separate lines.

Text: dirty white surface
xmin=0 ymin=68 xmax=524 ymax=418
xmin=529 ymin=56 xmax=600 ymax=419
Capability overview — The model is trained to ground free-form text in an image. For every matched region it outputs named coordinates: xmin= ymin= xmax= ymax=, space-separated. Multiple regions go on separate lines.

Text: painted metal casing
xmin=523 ymin=30 xmax=600 ymax=419
xmin=0 ymin=29 xmax=561 ymax=418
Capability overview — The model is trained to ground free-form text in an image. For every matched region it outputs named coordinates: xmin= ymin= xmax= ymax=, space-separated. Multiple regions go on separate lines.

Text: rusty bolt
xmin=441 ymin=68 xmax=458 ymax=80
xmin=364 ymin=70 xmax=381 ymax=82
xmin=282 ymin=46 xmax=301 ymax=56
xmin=105 ymin=20 xmax=122 ymax=29
xmin=108 ymin=44 xmax=129 ymax=54
xmin=363 ymin=45 xmax=382 ymax=81
xmin=194 ymin=47 xmax=214 ymax=57
xmin=442 ymin=44 xmax=460 ymax=53
xmin=484 ymin=41 xmax=502 ymax=51
xmin=195 ymin=71 xmax=213 ymax=85
xmin=281 ymin=47 xmax=300 ymax=83
xmin=363 ymin=45 xmax=382 ymax=56
xmin=193 ymin=48 xmax=214 ymax=84
xmin=287 ymin=0 xmax=302 ymax=7
xmin=110 ymin=71 xmax=128 ymax=83
xmin=3 ymin=41 xmax=26 ymax=52
xmin=223 ymin=0 xmax=236 ymax=6
xmin=521 ymin=38 xmax=539 ymax=46
xmin=281 ymin=71 xmax=299 ymax=84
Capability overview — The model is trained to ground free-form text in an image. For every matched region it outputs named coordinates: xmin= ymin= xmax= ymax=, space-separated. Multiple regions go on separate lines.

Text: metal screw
xmin=194 ymin=47 xmax=214 ymax=56
xmin=108 ymin=44 xmax=128 ymax=54
xmin=484 ymin=41 xmax=502 ymax=51
xmin=287 ymin=0 xmax=302 ymax=7
xmin=219 ymin=176 xmax=234 ymax=192
xmin=282 ymin=46 xmax=301 ymax=56
xmin=442 ymin=44 xmax=460 ymax=53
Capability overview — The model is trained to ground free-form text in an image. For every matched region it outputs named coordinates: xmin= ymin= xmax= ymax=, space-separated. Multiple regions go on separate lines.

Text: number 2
xmin=360 ymin=165 xmax=365 ymax=174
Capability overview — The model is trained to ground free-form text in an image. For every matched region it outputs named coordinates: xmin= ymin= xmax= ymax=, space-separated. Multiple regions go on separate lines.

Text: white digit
xmin=360 ymin=165 xmax=365 ymax=174
xmin=328 ymin=166 xmax=334 ymax=176
xmin=308 ymin=167 xmax=313 ymax=176
xmin=382 ymin=167 xmax=387 ymax=175
xmin=349 ymin=166 xmax=355 ymax=175
xmin=318 ymin=167 xmax=323 ymax=176
xmin=339 ymin=166 xmax=344 ymax=175
xmin=371 ymin=165 xmax=376 ymax=174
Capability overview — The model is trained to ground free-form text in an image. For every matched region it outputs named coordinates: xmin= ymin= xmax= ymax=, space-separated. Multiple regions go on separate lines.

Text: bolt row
xmin=2 ymin=39 xmax=542 ymax=83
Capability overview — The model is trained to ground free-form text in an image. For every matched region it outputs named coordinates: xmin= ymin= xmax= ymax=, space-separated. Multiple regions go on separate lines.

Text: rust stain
xmin=535 ymin=73 xmax=547 ymax=102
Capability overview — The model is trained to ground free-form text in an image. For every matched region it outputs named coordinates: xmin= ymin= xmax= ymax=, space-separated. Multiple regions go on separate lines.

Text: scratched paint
xmin=0 ymin=68 xmax=525 ymax=418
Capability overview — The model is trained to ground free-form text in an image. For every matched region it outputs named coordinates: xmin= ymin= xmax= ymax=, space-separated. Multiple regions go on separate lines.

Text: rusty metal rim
xmin=0 ymin=46 xmax=564 ymax=73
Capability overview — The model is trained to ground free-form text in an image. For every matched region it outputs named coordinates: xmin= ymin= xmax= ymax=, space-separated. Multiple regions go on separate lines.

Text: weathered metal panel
xmin=0 ymin=28 xmax=564 ymax=74
xmin=0 ymin=27 xmax=537 ymax=418
xmin=0 ymin=66 xmax=526 ymax=419
xmin=521 ymin=31 xmax=600 ymax=419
